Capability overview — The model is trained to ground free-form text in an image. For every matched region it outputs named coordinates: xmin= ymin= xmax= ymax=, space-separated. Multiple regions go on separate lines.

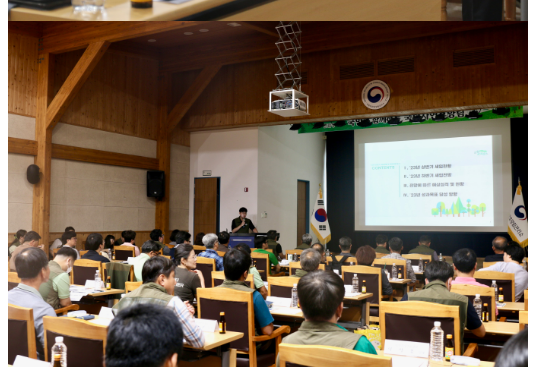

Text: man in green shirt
xmin=39 ymin=247 xmax=78 ymax=310
xmin=231 ymin=207 xmax=258 ymax=234
xmin=408 ymin=235 xmax=439 ymax=261
xmin=291 ymin=249 xmax=321 ymax=278
xmin=132 ymin=240 xmax=160 ymax=282
xmin=254 ymin=236 xmax=280 ymax=274
xmin=277 ymin=270 xmax=377 ymax=366
xmin=375 ymin=234 xmax=390 ymax=254
xmin=296 ymin=233 xmax=313 ymax=250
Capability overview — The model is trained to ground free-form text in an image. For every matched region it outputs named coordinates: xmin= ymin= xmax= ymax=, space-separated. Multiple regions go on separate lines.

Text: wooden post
xmin=440 ymin=0 xmax=447 ymax=21
xmin=155 ymin=74 xmax=171 ymax=236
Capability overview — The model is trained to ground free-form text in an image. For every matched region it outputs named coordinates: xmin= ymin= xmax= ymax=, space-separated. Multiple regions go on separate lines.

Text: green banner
xmin=297 ymin=106 xmax=523 ymax=134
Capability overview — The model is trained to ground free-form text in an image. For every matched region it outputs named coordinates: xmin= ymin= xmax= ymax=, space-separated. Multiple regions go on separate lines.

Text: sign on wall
xmin=362 ymin=80 xmax=391 ymax=110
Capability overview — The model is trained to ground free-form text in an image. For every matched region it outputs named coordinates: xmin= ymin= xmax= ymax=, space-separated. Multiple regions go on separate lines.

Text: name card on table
xmin=194 ymin=318 xmax=219 ymax=332
xmin=99 ymin=307 xmax=115 ymax=320
xmin=266 ymin=296 xmax=291 ymax=307
xmin=84 ymin=280 xmax=95 ymax=289
xmin=344 ymin=285 xmax=362 ymax=297
xmin=384 ymin=339 xmax=429 ymax=359
xmin=13 ymin=355 xmax=51 ymax=367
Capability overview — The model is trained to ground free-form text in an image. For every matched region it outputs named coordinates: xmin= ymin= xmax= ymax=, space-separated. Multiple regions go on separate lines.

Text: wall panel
xmin=8 ymin=33 xmax=38 ymax=117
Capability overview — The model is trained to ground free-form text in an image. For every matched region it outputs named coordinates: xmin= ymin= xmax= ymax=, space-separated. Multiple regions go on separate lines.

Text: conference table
xmin=73 ymin=284 xmax=124 ymax=308
xmin=182 ymin=331 xmax=244 ymax=367
xmin=376 ymin=350 xmax=494 ymax=367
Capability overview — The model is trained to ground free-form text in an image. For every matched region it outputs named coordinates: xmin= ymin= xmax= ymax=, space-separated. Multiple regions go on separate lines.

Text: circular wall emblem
xmin=362 ymin=80 xmax=391 ymax=110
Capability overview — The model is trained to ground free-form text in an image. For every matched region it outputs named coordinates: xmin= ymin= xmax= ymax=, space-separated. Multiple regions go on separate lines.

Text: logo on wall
xmin=362 ymin=80 xmax=391 ymax=110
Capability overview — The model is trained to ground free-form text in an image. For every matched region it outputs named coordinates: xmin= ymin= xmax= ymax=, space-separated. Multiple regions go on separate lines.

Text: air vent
xmin=453 ymin=47 xmax=494 ymax=67
xmin=339 ymin=63 xmax=374 ymax=80
xmin=301 ymin=71 xmax=308 ymax=85
xmin=378 ymin=57 xmax=414 ymax=76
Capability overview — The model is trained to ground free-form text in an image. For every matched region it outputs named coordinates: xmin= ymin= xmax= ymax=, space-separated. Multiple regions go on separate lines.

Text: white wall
xmin=258 ymin=125 xmax=325 ymax=251
xmin=189 ymin=128 xmax=259 ymax=234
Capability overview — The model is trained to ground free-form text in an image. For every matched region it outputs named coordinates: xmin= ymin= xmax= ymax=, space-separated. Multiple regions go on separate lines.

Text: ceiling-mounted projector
xmin=268 ymin=89 xmax=309 ymax=117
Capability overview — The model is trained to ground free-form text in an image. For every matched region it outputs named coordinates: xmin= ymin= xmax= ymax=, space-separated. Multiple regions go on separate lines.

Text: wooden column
xmin=155 ymin=74 xmax=171 ymax=235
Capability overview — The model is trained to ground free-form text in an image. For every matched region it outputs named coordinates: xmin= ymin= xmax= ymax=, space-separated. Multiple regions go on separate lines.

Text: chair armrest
xmin=463 ymin=343 xmax=478 ymax=357
xmin=499 ymin=317 xmax=507 ymax=322
xmin=55 ymin=304 xmax=80 ymax=316
xmin=381 ymin=295 xmax=394 ymax=301
xmin=252 ymin=325 xmax=291 ymax=342
xmin=270 ymin=272 xmax=287 ymax=277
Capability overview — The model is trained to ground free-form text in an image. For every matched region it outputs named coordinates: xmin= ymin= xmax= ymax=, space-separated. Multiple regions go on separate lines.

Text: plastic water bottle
xmin=349 ymin=261 xmax=354 ymax=266
xmin=291 ymin=284 xmax=298 ymax=308
xmin=326 ymin=248 xmax=330 ymax=258
xmin=51 ymin=336 xmax=67 ymax=367
xmin=391 ymin=263 xmax=397 ymax=280
xmin=491 ymin=280 xmax=498 ymax=302
xmin=94 ymin=270 xmax=102 ymax=289
xmin=439 ymin=253 xmax=443 ymax=262
xmin=429 ymin=321 xmax=444 ymax=362
xmin=419 ymin=258 xmax=424 ymax=272
xmin=522 ymin=259 xmax=527 ymax=271
xmin=352 ymin=274 xmax=359 ymax=293
xmin=473 ymin=294 xmax=482 ymax=321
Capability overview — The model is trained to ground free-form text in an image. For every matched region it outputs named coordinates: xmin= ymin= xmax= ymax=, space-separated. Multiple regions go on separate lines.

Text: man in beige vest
xmin=277 ymin=270 xmax=377 ymax=366
xmin=291 ymin=249 xmax=321 ymax=278
xmin=39 ymin=247 xmax=78 ymax=310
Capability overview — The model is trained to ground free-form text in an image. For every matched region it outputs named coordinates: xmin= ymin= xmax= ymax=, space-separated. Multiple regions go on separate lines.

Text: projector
xmin=268 ymin=89 xmax=309 ymax=117
xmin=271 ymin=98 xmax=307 ymax=112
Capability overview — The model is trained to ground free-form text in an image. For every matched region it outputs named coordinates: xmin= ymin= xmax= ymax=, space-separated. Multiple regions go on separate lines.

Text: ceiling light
xmin=148 ymin=39 xmax=156 ymax=43
xmin=199 ymin=29 xmax=209 ymax=33
xmin=184 ymin=32 xmax=194 ymax=36
xmin=227 ymin=22 xmax=241 ymax=27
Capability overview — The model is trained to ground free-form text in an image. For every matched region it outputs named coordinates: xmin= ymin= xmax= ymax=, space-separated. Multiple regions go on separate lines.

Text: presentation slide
xmin=354 ymin=120 xmax=512 ymax=232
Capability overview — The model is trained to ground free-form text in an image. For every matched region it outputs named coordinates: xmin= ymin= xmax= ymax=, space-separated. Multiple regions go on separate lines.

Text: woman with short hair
xmin=173 ymin=244 xmax=205 ymax=304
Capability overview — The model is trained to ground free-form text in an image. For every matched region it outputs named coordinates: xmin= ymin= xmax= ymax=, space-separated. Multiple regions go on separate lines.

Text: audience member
xmin=121 ymin=230 xmax=140 ymax=256
xmin=38 ymin=247 xmax=78 ymax=310
xmin=484 ymin=236 xmax=508 ymax=262
xmin=494 ymin=328 xmax=528 ymax=367
xmin=194 ymin=232 xmax=205 ymax=246
xmin=105 ymin=304 xmax=184 ymax=367
xmin=112 ymin=256 xmax=204 ymax=348
xmin=61 ymin=231 xmax=80 ymax=259
xmin=355 ymin=245 xmax=392 ymax=296
xmin=10 ymin=231 xmax=43 ymax=271
xmin=375 ymin=234 xmax=389 ymax=255
xmin=338 ymin=236 xmax=353 ymax=256
xmin=198 ymin=233 xmax=223 ymax=271
xmin=150 ymin=229 xmax=166 ymax=254
xmin=49 ymin=226 xmax=74 ymax=251
xmin=174 ymin=244 xmax=205 ymax=304
xmin=235 ymin=243 xmax=267 ymax=299
xmin=8 ymin=247 xmax=56 ymax=360
xmin=254 ymin=236 xmax=280 ymax=274
xmin=266 ymin=230 xmax=283 ymax=260
xmin=480 ymin=243 xmax=528 ymax=301
xmin=408 ymin=235 xmax=439 ymax=261
xmin=296 ymin=233 xmax=313 ymax=249
xmin=381 ymin=237 xmax=416 ymax=283
xmin=169 ymin=229 xmax=180 ymax=246
xmin=175 ymin=231 xmax=192 ymax=247
xmin=104 ymin=235 xmax=116 ymax=252
xmin=292 ymin=249 xmax=321 ymax=278
xmin=8 ymin=229 xmax=27 ymax=257
xmin=217 ymin=249 xmax=274 ymax=335
xmin=217 ymin=231 xmax=231 ymax=252
xmin=402 ymin=261 xmax=486 ymax=341
xmin=279 ymin=270 xmax=377 ymax=365
xmin=81 ymin=233 xmax=110 ymax=263
xmin=132 ymin=240 xmax=160 ymax=282
xmin=312 ymin=243 xmax=325 ymax=263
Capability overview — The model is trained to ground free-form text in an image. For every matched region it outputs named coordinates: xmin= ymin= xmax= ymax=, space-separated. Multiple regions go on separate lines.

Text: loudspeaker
xmin=27 ymin=164 xmax=40 ymax=184
xmin=147 ymin=170 xmax=165 ymax=199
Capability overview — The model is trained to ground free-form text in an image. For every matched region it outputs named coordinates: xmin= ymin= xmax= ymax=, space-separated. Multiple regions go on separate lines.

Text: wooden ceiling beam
xmin=240 ymin=22 xmax=279 ymax=38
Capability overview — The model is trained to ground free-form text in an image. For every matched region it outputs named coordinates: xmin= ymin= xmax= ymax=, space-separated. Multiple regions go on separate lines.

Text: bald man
xmin=485 ymin=236 xmax=507 ymax=262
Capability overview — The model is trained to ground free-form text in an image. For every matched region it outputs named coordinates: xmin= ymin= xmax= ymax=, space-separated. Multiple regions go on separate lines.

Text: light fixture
xmin=148 ymin=39 xmax=156 ymax=43
xmin=465 ymin=110 xmax=482 ymax=119
xmin=388 ymin=117 xmax=402 ymax=125
xmin=432 ymin=113 xmax=446 ymax=121
xmin=356 ymin=119 xmax=372 ymax=127
xmin=289 ymin=124 xmax=302 ymax=131
xmin=492 ymin=107 xmax=510 ymax=116
xmin=227 ymin=22 xmax=241 ymax=27
xmin=184 ymin=32 xmax=193 ymax=36
xmin=199 ymin=29 xmax=209 ymax=33
xmin=410 ymin=115 xmax=425 ymax=123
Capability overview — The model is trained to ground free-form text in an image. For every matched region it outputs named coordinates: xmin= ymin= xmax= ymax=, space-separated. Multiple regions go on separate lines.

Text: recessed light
xmin=184 ymin=32 xmax=194 ymax=36
xmin=199 ymin=29 xmax=209 ymax=33
xmin=148 ymin=39 xmax=156 ymax=43
xmin=227 ymin=22 xmax=241 ymax=27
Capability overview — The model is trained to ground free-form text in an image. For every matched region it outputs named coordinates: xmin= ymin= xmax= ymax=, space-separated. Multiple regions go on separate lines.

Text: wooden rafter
xmin=240 ymin=22 xmax=279 ymax=38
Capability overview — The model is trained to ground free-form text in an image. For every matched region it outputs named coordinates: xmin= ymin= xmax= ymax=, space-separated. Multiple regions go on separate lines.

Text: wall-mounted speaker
xmin=27 ymin=164 xmax=40 ymax=184
xmin=147 ymin=170 xmax=165 ymax=200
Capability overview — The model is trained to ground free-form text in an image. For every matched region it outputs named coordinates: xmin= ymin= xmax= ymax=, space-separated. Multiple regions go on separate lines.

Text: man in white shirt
xmin=61 ymin=231 xmax=80 ymax=259
xmin=480 ymin=243 xmax=528 ymax=302
xmin=121 ymin=230 xmax=140 ymax=257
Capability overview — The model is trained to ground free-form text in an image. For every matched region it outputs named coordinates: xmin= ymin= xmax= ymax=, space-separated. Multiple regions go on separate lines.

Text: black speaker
xmin=27 ymin=164 xmax=40 ymax=184
xmin=147 ymin=170 xmax=165 ymax=199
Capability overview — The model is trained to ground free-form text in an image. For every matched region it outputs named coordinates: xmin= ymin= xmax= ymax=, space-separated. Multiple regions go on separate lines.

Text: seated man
xmin=198 ymin=233 xmax=223 ymax=271
xmin=480 ymin=243 xmax=528 ymax=302
xmin=278 ymin=270 xmax=377 ymax=366
xmin=106 ymin=304 xmax=184 ymax=367
xmin=381 ymin=237 xmax=416 ymax=284
xmin=291 ymin=249 xmax=321 ymax=278
xmin=375 ymin=234 xmax=390 ymax=255
xmin=9 ymin=231 xmax=44 ymax=271
xmin=296 ymin=233 xmax=313 ymax=250
xmin=150 ymin=229 xmax=166 ymax=254
xmin=484 ymin=236 xmax=508 ymax=262
xmin=217 ymin=249 xmax=274 ymax=336
xmin=171 ymin=230 xmax=192 ymax=260
xmin=266 ymin=230 xmax=283 ymax=260
xmin=408 ymin=235 xmax=439 ymax=261
xmin=217 ymin=231 xmax=231 ymax=253
xmin=338 ymin=236 xmax=353 ymax=256
xmin=8 ymin=247 xmax=56 ymax=360
xmin=132 ymin=240 xmax=160 ymax=282
xmin=462 ymin=0 xmax=503 ymax=21
xmin=49 ymin=226 xmax=74 ymax=252
xmin=312 ymin=243 xmax=326 ymax=263
xmin=81 ymin=233 xmax=110 ymax=263
xmin=39 ymin=247 xmax=78 ymax=310
xmin=402 ymin=261 xmax=486 ymax=341
xmin=61 ymin=230 xmax=80 ymax=259
xmin=253 ymin=236 xmax=280 ymax=274
xmin=113 ymin=256 xmax=205 ymax=348
xmin=168 ymin=229 xmax=180 ymax=247
xmin=355 ymin=245 xmax=393 ymax=297
xmin=235 ymin=243 xmax=268 ymax=300
xmin=121 ymin=230 xmax=140 ymax=257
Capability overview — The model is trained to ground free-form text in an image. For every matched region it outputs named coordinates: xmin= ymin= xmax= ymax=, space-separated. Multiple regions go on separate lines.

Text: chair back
xmin=217 ymin=251 xmax=227 ymax=257
xmin=71 ymin=259 xmax=102 ymax=285
xmin=278 ymin=343 xmax=392 ymax=367
xmin=474 ymin=270 xmax=516 ymax=302
xmin=43 ymin=316 xmax=107 ymax=367
xmin=268 ymin=276 xmax=299 ymax=298
xmin=8 ymin=272 xmax=21 ymax=291
xmin=483 ymin=261 xmax=500 ymax=268
xmin=286 ymin=249 xmax=304 ymax=258
xmin=402 ymin=254 xmax=432 ymax=268
xmin=113 ymin=246 xmax=135 ymax=261
xmin=193 ymin=245 xmax=206 ymax=255
xmin=102 ymin=262 xmax=134 ymax=295
xmin=79 ymin=250 xmax=89 ymax=257
xmin=8 ymin=304 xmax=37 ymax=364
xmin=289 ymin=262 xmax=325 ymax=275
xmin=524 ymin=290 xmax=528 ymax=311
xmin=519 ymin=310 xmax=528 ymax=330
xmin=326 ymin=255 xmax=358 ymax=265
xmin=52 ymin=248 xmax=60 ymax=257
xmin=195 ymin=257 xmax=216 ymax=288
xmin=450 ymin=284 xmax=496 ymax=321
xmin=251 ymin=252 xmax=270 ymax=281
xmin=211 ymin=271 xmax=254 ymax=288
xmin=375 ymin=252 xmax=388 ymax=259
xmin=125 ymin=281 xmax=142 ymax=293
xmin=373 ymin=258 xmax=406 ymax=279
xmin=380 ymin=301 xmax=461 ymax=355
xmin=342 ymin=266 xmax=382 ymax=305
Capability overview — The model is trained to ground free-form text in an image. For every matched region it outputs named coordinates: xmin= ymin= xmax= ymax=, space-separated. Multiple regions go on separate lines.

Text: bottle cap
xmin=220 ymin=312 xmax=225 ymax=316
xmin=293 ymin=284 xmax=297 ymax=287
xmin=446 ymin=334 xmax=453 ymax=338
xmin=55 ymin=336 xmax=64 ymax=343
xmin=434 ymin=321 xmax=441 ymax=327
xmin=354 ymin=274 xmax=357 ymax=277
xmin=492 ymin=280 xmax=496 ymax=283
xmin=475 ymin=294 xmax=480 ymax=298
xmin=483 ymin=303 xmax=488 ymax=306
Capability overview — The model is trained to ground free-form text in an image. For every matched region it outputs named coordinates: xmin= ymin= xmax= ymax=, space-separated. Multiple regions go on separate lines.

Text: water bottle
xmin=94 ymin=270 xmax=102 ymax=289
xmin=326 ymin=248 xmax=330 ymax=258
xmin=429 ymin=321 xmax=444 ymax=362
xmin=473 ymin=294 xmax=482 ymax=321
xmin=522 ymin=259 xmax=527 ymax=271
xmin=391 ymin=263 xmax=397 ymax=280
xmin=419 ymin=258 xmax=424 ymax=272
xmin=349 ymin=261 xmax=354 ymax=266
xmin=491 ymin=280 xmax=498 ymax=302
xmin=291 ymin=284 xmax=298 ymax=308
xmin=439 ymin=253 xmax=443 ymax=262
xmin=352 ymin=274 xmax=359 ymax=293
xmin=51 ymin=336 xmax=67 ymax=367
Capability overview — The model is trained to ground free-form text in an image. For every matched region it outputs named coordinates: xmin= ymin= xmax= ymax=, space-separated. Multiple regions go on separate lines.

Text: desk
xmin=498 ymin=302 xmax=524 ymax=312
xmin=73 ymin=284 xmax=124 ymax=308
xmin=478 ymin=321 xmax=519 ymax=336
xmin=376 ymin=350 xmax=494 ymax=367
xmin=183 ymin=331 xmax=244 ymax=367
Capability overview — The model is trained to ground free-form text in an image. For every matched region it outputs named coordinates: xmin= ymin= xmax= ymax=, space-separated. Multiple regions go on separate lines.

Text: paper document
xmin=99 ymin=307 xmax=115 ymax=320
xmin=271 ymin=307 xmax=302 ymax=315
xmin=384 ymin=339 xmax=429 ymax=358
xmin=194 ymin=318 xmax=219 ymax=332
xmin=13 ymin=356 xmax=51 ymax=367
xmin=266 ymin=296 xmax=291 ymax=307
xmin=91 ymin=318 xmax=112 ymax=327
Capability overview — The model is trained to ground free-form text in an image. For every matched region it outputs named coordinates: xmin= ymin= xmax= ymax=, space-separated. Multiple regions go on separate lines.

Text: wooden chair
xmin=79 ymin=250 xmax=89 ymax=257
xmin=196 ymin=257 xmax=216 ymax=288
xmin=375 ymin=252 xmax=388 ymax=259
xmin=474 ymin=270 xmax=516 ymax=302
xmin=482 ymin=261 xmax=500 ymax=268
xmin=193 ymin=245 xmax=206 ymax=255
xmin=43 ymin=316 xmax=107 ymax=367
xmin=113 ymin=246 xmax=135 ymax=261
xmin=402 ymin=253 xmax=432 ymax=268
xmin=451 ymin=284 xmax=496 ymax=321
xmin=524 ymin=290 xmax=528 ymax=311
xmin=285 ymin=249 xmax=304 ymax=259
xmin=217 ymin=251 xmax=227 ymax=257
xmin=8 ymin=304 xmax=37 ymax=365
xmin=8 ymin=272 xmax=21 ymax=291
xmin=197 ymin=287 xmax=290 ymax=367
xmin=327 ymin=255 xmax=358 ymax=265
xmin=288 ymin=261 xmax=325 ymax=275
xmin=52 ymin=248 xmax=60 ymax=257
xmin=162 ymin=255 xmax=171 ymax=259
xmin=373 ymin=258 xmax=406 ymax=280
xmin=71 ymin=259 xmax=103 ymax=285
xmin=267 ymin=276 xmax=300 ymax=298
xmin=212 ymin=271 xmax=254 ymax=288
xmin=519 ymin=310 xmax=528 ymax=330
xmin=251 ymin=252 xmax=271 ymax=281
xmin=278 ymin=343 xmax=392 ymax=367
xmin=125 ymin=281 xmax=142 ymax=293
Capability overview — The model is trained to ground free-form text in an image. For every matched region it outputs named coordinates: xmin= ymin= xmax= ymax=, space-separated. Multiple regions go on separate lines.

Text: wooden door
xmin=194 ymin=178 xmax=219 ymax=236
xmin=297 ymin=181 xmax=308 ymax=246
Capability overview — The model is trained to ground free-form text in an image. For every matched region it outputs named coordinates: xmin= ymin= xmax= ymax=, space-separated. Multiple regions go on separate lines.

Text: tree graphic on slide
xmin=437 ymin=202 xmax=445 ymax=217
xmin=467 ymin=199 xmax=471 ymax=213
xmin=454 ymin=197 xmax=464 ymax=217
xmin=432 ymin=208 xmax=439 ymax=217
xmin=471 ymin=205 xmax=480 ymax=217
xmin=480 ymin=203 xmax=486 ymax=217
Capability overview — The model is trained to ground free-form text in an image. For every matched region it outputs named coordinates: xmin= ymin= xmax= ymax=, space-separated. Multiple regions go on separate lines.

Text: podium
xmin=229 ymin=233 xmax=278 ymax=249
